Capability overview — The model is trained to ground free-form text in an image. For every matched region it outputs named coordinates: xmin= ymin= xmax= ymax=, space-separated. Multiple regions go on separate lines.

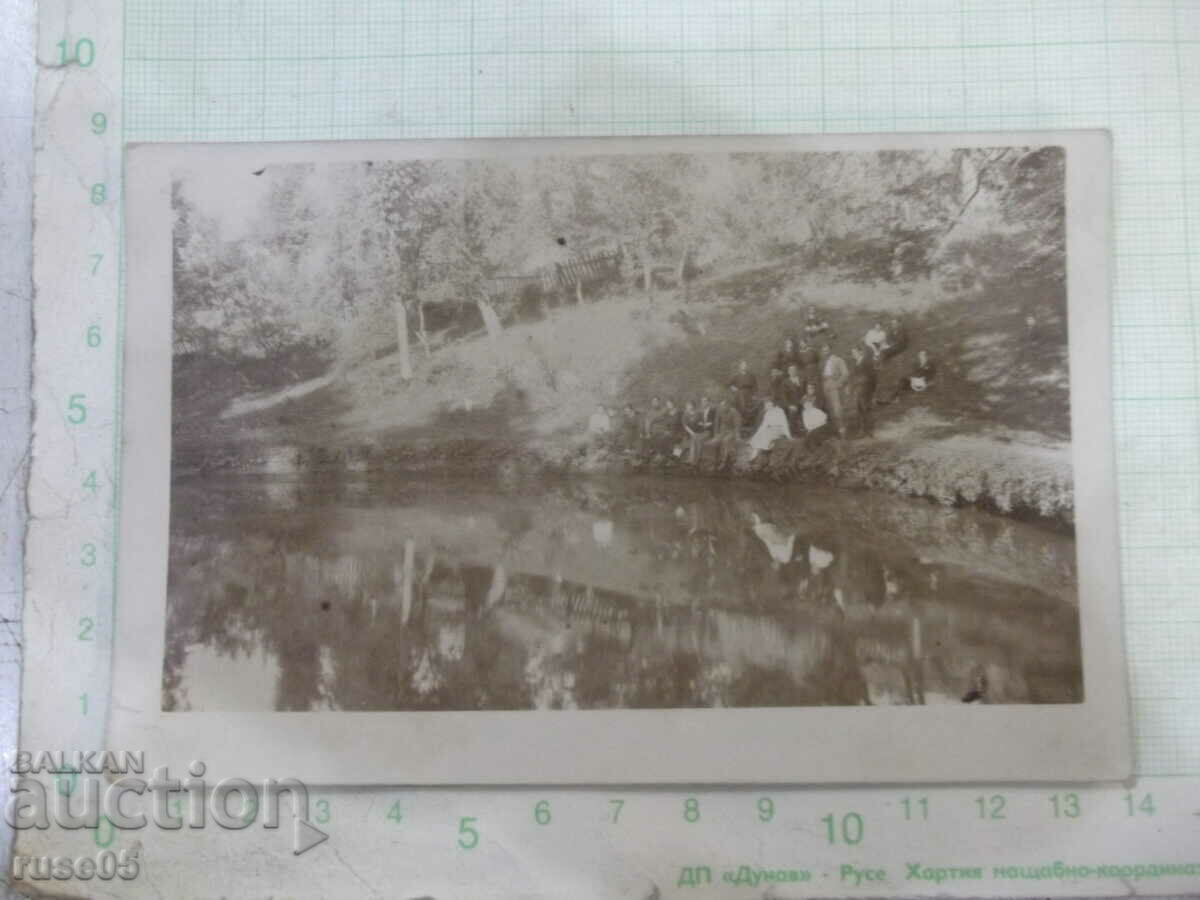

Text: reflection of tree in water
xmin=164 ymin=475 xmax=1082 ymax=711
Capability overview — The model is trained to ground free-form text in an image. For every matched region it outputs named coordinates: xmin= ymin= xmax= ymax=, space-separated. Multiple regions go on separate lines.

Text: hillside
xmin=173 ymin=263 xmax=1074 ymax=525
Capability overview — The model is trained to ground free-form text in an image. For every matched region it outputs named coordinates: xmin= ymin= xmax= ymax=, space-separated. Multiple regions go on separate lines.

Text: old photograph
xmin=114 ymin=134 xmax=1127 ymax=783
xmin=166 ymin=142 xmax=1079 ymax=713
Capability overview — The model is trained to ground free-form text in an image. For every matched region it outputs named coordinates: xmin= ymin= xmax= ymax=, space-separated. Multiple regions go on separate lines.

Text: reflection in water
xmin=164 ymin=474 xmax=1081 ymax=711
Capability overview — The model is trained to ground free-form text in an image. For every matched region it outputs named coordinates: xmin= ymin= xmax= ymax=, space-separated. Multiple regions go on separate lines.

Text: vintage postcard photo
xmin=112 ymin=132 xmax=1129 ymax=784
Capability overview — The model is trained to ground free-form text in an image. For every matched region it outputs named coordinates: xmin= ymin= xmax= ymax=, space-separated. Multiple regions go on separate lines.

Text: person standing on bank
xmin=768 ymin=364 xmax=786 ymax=406
xmin=708 ymin=393 xmax=743 ymax=469
xmin=797 ymin=339 xmax=822 ymax=405
xmin=780 ymin=364 xmax=807 ymax=432
xmin=731 ymin=359 xmax=759 ymax=431
xmin=657 ymin=398 xmax=682 ymax=456
xmin=863 ymin=321 xmax=888 ymax=360
xmin=640 ymin=396 xmax=662 ymax=456
xmin=849 ymin=347 xmax=877 ymax=437
xmin=695 ymin=395 xmax=715 ymax=461
xmin=681 ymin=400 xmax=704 ymax=463
xmin=884 ymin=315 xmax=909 ymax=359
xmin=619 ymin=403 xmax=640 ymax=451
xmin=820 ymin=343 xmax=850 ymax=438
xmin=773 ymin=337 xmax=802 ymax=377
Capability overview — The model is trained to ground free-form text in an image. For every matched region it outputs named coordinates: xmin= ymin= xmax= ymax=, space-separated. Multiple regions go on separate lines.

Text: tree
xmin=433 ymin=159 xmax=535 ymax=342
xmin=359 ymin=160 xmax=457 ymax=378
xmin=595 ymin=155 xmax=683 ymax=297
xmin=533 ymin=158 xmax=616 ymax=304
xmin=171 ymin=181 xmax=222 ymax=357
xmin=173 ymin=175 xmax=317 ymax=364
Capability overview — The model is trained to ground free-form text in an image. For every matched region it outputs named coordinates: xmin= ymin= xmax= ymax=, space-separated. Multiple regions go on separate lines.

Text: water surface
xmin=164 ymin=474 xmax=1080 ymax=711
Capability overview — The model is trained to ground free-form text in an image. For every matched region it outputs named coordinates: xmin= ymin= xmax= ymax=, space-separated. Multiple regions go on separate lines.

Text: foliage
xmin=172 ymin=146 xmax=1066 ymax=382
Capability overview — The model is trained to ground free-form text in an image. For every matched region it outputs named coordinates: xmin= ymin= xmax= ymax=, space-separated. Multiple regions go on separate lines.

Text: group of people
xmin=587 ymin=307 xmax=936 ymax=469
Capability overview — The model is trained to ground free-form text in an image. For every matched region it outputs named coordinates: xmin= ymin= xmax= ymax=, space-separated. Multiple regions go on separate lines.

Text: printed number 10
xmin=56 ymin=37 xmax=95 ymax=67
xmin=822 ymin=812 xmax=863 ymax=845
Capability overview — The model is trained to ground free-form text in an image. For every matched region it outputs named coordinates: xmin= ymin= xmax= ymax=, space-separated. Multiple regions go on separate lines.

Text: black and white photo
xmin=111 ymin=133 xmax=1128 ymax=784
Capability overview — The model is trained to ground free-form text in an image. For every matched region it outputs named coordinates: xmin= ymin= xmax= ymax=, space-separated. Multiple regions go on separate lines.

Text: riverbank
xmin=173 ymin=415 xmax=1073 ymax=531
xmin=173 ymin=264 xmax=1074 ymax=527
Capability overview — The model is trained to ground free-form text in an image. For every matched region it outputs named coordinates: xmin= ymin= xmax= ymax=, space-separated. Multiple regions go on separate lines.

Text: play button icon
xmin=293 ymin=818 xmax=329 ymax=856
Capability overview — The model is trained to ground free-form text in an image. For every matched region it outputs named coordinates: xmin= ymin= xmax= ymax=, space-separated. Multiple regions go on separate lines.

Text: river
xmin=163 ymin=473 xmax=1080 ymax=712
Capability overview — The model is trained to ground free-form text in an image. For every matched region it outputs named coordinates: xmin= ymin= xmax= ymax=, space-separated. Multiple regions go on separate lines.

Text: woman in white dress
xmin=748 ymin=398 xmax=791 ymax=458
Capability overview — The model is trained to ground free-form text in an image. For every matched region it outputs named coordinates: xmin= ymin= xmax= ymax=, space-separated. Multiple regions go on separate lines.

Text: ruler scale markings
xmin=14 ymin=0 xmax=1200 ymax=894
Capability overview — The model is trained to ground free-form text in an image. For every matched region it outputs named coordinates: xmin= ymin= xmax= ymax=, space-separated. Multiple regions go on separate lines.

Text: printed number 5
xmin=457 ymin=816 xmax=479 ymax=850
xmin=67 ymin=393 xmax=87 ymax=424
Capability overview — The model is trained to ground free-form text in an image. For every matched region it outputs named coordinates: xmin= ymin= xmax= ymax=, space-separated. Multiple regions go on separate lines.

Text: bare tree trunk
xmin=477 ymin=299 xmax=503 ymax=342
xmin=395 ymin=300 xmax=413 ymax=381
xmin=676 ymin=244 xmax=692 ymax=297
xmin=574 ymin=278 xmax=584 ymax=305
xmin=485 ymin=563 xmax=508 ymax=610
xmin=416 ymin=300 xmax=431 ymax=357
xmin=638 ymin=242 xmax=653 ymax=297
xmin=943 ymin=148 xmax=1011 ymax=236
xmin=400 ymin=539 xmax=415 ymax=624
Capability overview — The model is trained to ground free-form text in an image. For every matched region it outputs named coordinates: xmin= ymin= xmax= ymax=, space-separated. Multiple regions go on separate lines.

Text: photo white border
xmin=111 ymin=130 xmax=1129 ymax=785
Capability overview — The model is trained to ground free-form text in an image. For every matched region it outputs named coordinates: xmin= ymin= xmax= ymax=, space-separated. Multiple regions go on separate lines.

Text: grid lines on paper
xmin=121 ymin=0 xmax=1200 ymax=776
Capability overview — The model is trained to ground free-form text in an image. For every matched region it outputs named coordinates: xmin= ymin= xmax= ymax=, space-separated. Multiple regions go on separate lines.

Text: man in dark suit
xmin=884 ymin=315 xmax=909 ymax=359
xmin=705 ymin=393 xmax=744 ymax=469
xmin=730 ymin=359 xmax=759 ymax=433
xmin=779 ymin=364 xmax=808 ymax=433
xmin=849 ymin=347 xmax=878 ymax=437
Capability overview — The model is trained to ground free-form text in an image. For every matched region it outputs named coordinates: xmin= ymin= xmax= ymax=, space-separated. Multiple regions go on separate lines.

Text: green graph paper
xmin=121 ymin=0 xmax=1200 ymax=775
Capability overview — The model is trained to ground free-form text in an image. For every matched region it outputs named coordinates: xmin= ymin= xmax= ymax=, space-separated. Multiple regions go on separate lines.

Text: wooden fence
xmin=487 ymin=248 xmax=623 ymax=301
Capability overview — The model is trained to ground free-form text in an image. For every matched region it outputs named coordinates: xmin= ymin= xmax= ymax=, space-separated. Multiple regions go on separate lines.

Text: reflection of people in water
xmin=592 ymin=518 xmax=613 ymax=547
xmin=962 ymin=665 xmax=988 ymax=703
xmin=808 ymin=543 xmax=834 ymax=573
xmin=750 ymin=512 xmax=795 ymax=567
xmin=836 ymin=541 xmax=887 ymax=610
xmin=169 ymin=463 xmax=1082 ymax=714
xmin=824 ymin=617 xmax=870 ymax=706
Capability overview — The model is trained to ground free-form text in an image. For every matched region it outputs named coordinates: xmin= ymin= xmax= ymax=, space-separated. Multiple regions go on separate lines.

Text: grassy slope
xmin=176 ymin=263 xmax=1074 ymax=522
